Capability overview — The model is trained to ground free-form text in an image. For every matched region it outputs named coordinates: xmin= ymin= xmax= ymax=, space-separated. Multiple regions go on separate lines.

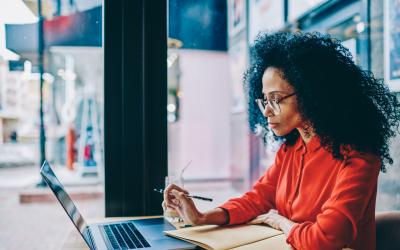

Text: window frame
xmin=104 ymin=0 xmax=167 ymax=216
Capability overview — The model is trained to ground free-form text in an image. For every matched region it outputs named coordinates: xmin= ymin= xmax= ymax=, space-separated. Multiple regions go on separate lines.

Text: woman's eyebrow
xmin=265 ymin=90 xmax=287 ymax=97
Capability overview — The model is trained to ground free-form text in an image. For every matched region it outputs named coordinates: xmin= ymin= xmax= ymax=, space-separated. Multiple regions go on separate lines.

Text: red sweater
xmin=220 ymin=136 xmax=380 ymax=250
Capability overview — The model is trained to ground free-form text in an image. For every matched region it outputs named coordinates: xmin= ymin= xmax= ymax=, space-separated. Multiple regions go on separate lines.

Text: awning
xmin=5 ymin=5 xmax=101 ymax=60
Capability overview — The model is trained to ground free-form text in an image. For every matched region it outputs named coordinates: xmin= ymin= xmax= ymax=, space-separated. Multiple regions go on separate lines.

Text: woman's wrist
xmin=197 ymin=208 xmax=229 ymax=225
xmin=279 ymin=218 xmax=297 ymax=236
xmin=194 ymin=212 xmax=207 ymax=225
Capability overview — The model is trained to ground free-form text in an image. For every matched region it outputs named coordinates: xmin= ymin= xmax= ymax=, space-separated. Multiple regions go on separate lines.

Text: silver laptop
xmin=40 ymin=161 xmax=196 ymax=250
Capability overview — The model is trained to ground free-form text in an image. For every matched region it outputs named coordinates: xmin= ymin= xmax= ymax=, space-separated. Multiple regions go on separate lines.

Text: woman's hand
xmin=248 ymin=209 xmax=297 ymax=236
xmin=163 ymin=184 xmax=205 ymax=225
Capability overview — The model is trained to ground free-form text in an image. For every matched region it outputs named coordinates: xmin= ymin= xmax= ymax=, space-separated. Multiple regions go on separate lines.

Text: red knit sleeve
xmin=219 ymin=145 xmax=284 ymax=225
xmin=286 ymin=152 xmax=380 ymax=250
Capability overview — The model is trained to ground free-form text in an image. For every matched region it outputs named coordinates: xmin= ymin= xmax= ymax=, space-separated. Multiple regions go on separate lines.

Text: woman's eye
xmin=269 ymin=95 xmax=280 ymax=100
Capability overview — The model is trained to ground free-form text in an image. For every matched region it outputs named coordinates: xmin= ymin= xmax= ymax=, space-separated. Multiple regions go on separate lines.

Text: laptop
xmin=40 ymin=161 xmax=196 ymax=250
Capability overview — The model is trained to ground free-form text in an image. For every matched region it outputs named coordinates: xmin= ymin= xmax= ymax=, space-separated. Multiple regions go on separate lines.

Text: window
xmin=167 ymin=0 xmax=252 ymax=212
xmin=0 ymin=1 xmax=104 ymax=248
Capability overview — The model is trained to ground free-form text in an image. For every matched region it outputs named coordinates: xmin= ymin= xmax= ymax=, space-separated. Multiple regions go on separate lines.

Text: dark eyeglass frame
xmin=255 ymin=92 xmax=296 ymax=115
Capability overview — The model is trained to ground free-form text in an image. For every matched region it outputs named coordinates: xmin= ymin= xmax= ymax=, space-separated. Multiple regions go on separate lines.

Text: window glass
xmin=167 ymin=0 xmax=250 ymax=212
xmin=0 ymin=1 xmax=103 ymax=248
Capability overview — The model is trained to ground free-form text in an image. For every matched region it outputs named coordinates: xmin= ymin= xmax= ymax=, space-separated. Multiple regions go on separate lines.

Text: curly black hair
xmin=244 ymin=31 xmax=400 ymax=171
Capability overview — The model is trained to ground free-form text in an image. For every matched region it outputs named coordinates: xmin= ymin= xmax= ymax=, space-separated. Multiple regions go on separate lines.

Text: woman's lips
xmin=268 ymin=123 xmax=279 ymax=128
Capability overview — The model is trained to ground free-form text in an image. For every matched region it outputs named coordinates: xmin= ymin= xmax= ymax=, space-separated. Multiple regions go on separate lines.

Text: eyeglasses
xmin=255 ymin=92 xmax=296 ymax=115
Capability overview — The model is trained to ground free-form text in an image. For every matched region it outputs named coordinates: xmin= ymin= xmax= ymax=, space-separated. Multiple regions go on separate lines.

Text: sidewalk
xmin=0 ymin=143 xmax=36 ymax=168
xmin=0 ymin=164 xmax=104 ymax=250
xmin=0 ymin=162 xmax=101 ymax=189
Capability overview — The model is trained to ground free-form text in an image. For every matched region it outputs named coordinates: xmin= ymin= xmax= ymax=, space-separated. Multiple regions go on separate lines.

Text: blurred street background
xmin=1 ymin=0 xmax=400 ymax=249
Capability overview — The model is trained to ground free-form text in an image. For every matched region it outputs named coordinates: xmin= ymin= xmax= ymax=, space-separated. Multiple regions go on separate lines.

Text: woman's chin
xmin=271 ymin=128 xmax=290 ymax=137
xmin=271 ymin=128 xmax=283 ymax=136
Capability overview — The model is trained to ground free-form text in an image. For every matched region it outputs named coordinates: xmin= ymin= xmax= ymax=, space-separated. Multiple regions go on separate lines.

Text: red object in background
xmin=84 ymin=144 xmax=91 ymax=160
xmin=66 ymin=127 xmax=76 ymax=170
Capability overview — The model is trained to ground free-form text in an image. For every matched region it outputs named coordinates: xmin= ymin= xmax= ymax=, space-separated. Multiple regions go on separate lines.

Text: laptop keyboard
xmin=87 ymin=228 xmax=97 ymax=250
xmin=102 ymin=222 xmax=151 ymax=249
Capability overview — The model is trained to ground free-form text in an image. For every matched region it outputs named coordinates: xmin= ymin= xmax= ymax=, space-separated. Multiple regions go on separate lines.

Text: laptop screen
xmin=40 ymin=161 xmax=88 ymax=234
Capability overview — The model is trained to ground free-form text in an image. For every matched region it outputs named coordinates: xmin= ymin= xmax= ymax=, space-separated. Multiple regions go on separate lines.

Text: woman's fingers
xmin=247 ymin=210 xmax=290 ymax=232
xmin=166 ymin=184 xmax=189 ymax=194
xmin=172 ymin=190 xmax=192 ymax=205
xmin=162 ymin=188 xmax=203 ymax=225
xmin=167 ymin=203 xmax=178 ymax=210
xmin=166 ymin=189 xmax=191 ymax=208
xmin=247 ymin=210 xmax=279 ymax=225
xmin=161 ymin=201 xmax=167 ymax=210
xmin=172 ymin=192 xmax=203 ymax=225
xmin=178 ymin=191 xmax=196 ymax=207
xmin=247 ymin=218 xmax=263 ymax=224
xmin=265 ymin=218 xmax=278 ymax=229
xmin=247 ymin=213 xmax=269 ymax=224
xmin=163 ymin=184 xmax=189 ymax=207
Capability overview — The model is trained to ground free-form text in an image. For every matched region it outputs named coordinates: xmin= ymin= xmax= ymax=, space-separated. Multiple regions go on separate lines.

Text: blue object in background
xmin=169 ymin=0 xmax=227 ymax=51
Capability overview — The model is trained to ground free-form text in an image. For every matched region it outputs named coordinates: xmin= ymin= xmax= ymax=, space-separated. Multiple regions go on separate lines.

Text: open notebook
xmin=164 ymin=224 xmax=292 ymax=250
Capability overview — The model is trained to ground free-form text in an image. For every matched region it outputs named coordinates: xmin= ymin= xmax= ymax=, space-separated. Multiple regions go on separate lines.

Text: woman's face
xmin=261 ymin=67 xmax=304 ymax=136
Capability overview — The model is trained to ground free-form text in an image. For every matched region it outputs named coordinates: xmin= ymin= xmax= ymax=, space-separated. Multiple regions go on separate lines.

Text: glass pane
xmin=166 ymin=0 xmax=400 ymax=220
xmin=167 ymin=0 xmax=250 ymax=213
xmin=377 ymin=92 xmax=400 ymax=210
xmin=0 ymin=1 xmax=103 ymax=249
xmin=379 ymin=0 xmax=400 ymax=211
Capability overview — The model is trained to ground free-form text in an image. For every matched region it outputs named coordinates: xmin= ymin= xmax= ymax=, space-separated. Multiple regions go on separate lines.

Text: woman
xmin=163 ymin=32 xmax=400 ymax=250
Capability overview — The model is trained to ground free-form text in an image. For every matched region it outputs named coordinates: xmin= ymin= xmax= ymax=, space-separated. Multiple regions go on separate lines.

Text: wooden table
xmin=61 ymin=216 xmax=184 ymax=250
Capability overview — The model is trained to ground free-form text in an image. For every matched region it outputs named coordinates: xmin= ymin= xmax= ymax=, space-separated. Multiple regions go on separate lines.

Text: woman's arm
xmin=165 ymin=163 xmax=281 ymax=226
xmin=219 ymin=146 xmax=285 ymax=225
xmin=197 ymin=208 xmax=229 ymax=225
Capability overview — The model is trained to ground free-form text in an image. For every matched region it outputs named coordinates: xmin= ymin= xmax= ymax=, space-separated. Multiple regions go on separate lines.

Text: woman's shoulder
xmin=341 ymin=148 xmax=381 ymax=172
xmin=342 ymin=145 xmax=380 ymax=161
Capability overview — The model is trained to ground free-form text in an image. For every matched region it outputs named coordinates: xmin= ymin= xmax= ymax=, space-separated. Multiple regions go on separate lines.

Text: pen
xmin=153 ymin=188 xmax=213 ymax=202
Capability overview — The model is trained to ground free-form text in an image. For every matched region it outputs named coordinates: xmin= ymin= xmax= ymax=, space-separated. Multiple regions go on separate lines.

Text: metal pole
xmin=37 ymin=0 xmax=47 ymax=187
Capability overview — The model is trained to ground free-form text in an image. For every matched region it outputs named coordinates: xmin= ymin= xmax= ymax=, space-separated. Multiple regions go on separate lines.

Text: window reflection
xmin=2 ymin=1 xmax=103 ymax=173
